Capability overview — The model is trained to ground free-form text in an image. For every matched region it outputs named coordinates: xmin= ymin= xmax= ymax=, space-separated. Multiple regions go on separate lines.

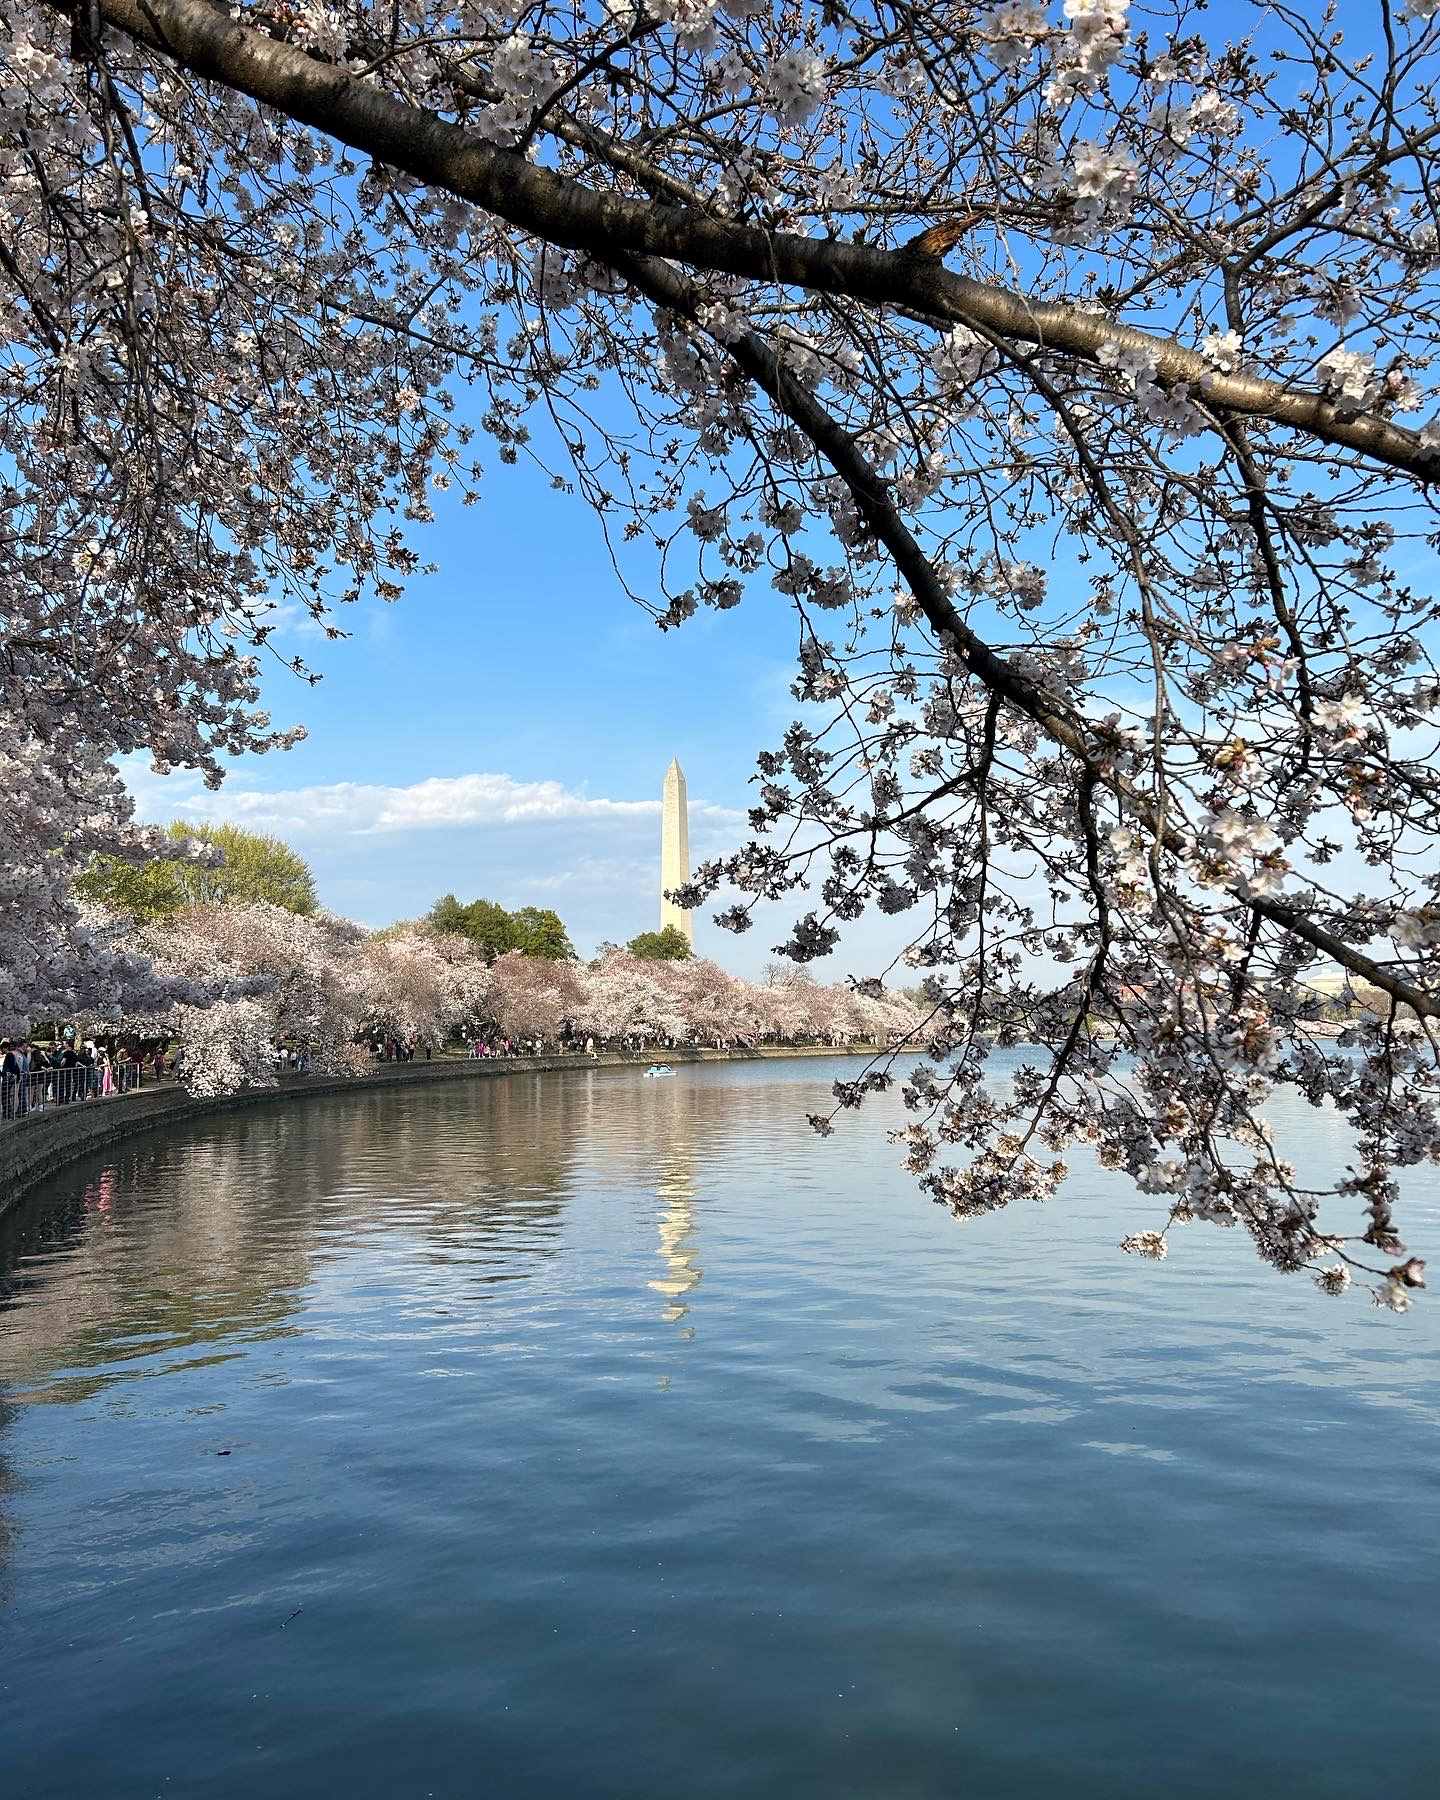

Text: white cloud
xmin=124 ymin=764 xmax=744 ymax=840
xmin=525 ymin=855 xmax=659 ymax=893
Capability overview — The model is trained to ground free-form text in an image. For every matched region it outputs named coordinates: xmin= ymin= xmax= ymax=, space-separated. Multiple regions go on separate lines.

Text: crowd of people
xmin=0 ymin=1036 xmax=169 ymax=1119
xmin=1 ymin=1015 xmax=909 ymax=1124
xmin=375 ymin=1036 xmax=553 ymax=1061
xmin=464 ymin=1036 xmax=548 ymax=1059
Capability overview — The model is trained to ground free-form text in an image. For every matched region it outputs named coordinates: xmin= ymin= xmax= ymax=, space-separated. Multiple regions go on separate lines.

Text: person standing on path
xmin=1 ymin=1040 xmax=19 ymax=1119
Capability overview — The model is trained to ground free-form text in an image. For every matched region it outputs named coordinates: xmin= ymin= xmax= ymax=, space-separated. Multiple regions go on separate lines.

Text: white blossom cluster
xmin=1316 ymin=348 xmax=1385 ymax=415
xmin=930 ymin=324 xmax=1000 ymax=397
xmin=472 ymin=33 xmax=563 ymax=146
xmin=985 ymin=559 xmax=1048 ymax=612
xmin=978 ymin=2 xmax=1051 ymax=71
xmin=1393 ymin=910 xmax=1440 ymax=952
xmin=1311 ymin=692 xmax=1376 ymax=742
xmin=1095 ymin=337 xmax=1207 ymax=439
xmin=762 ymin=51 xmax=828 ymax=129
xmin=1046 ymin=0 xmax=1130 ymax=107
xmin=1148 ymin=90 xmax=1242 ymax=151
xmin=1201 ymin=329 xmax=1244 ymax=372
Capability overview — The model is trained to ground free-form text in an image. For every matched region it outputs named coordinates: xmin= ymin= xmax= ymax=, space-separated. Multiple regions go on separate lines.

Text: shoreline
xmin=0 ymin=1044 xmax=891 ymax=1220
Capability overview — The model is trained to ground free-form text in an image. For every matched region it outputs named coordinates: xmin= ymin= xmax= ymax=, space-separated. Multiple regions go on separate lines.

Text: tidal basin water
xmin=1 ymin=1055 xmax=1437 ymax=1799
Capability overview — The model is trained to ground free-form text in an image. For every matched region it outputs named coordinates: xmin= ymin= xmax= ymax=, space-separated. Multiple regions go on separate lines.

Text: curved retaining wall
xmin=0 ymin=1045 xmax=881 ymax=1218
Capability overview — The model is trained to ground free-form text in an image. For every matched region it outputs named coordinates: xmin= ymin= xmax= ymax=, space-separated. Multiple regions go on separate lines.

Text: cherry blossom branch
xmin=599 ymin=246 xmax=1440 ymax=1026
xmin=58 ymin=0 xmax=1440 ymax=484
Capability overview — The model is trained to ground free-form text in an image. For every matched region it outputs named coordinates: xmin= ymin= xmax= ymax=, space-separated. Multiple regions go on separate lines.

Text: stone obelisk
xmin=660 ymin=757 xmax=694 ymax=947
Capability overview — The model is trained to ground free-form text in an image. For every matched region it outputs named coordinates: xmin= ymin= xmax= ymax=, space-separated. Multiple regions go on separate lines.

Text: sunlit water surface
xmin=0 ymin=1054 xmax=1437 ymax=1798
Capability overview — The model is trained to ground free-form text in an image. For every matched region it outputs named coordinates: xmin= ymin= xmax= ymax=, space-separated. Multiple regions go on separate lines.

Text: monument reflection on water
xmin=648 ymin=1091 xmax=703 ymax=1329
xmin=1 ymin=1054 xmax=1438 ymax=1800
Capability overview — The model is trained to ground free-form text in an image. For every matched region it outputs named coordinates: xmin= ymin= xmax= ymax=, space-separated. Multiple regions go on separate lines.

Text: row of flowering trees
xmin=78 ymin=903 xmax=922 ymax=1097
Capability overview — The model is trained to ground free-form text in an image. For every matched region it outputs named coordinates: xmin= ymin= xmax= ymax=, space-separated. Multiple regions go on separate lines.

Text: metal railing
xmin=1 ymin=1059 xmax=145 ymax=1122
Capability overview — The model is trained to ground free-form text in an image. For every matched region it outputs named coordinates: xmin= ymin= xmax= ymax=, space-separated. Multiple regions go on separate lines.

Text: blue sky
xmin=126 ymin=454 xmax=877 ymax=975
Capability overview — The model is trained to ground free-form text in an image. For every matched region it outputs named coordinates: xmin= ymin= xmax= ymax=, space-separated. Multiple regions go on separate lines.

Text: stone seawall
xmin=0 ymin=1045 xmax=884 ymax=1219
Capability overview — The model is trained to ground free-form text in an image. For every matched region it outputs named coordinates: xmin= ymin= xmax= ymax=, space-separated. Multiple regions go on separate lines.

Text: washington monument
xmin=660 ymin=758 xmax=694 ymax=947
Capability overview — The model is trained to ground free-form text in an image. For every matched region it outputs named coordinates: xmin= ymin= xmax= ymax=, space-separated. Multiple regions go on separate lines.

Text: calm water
xmin=0 ymin=1054 xmax=1437 ymax=1798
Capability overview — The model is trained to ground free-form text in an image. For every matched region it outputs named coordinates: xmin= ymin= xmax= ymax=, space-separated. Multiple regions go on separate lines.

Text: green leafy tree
xmin=165 ymin=823 xmax=318 ymax=914
xmin=78 ymin=822 xmax=317 ymax=921
xmin=75 ymin=855 xmax=189 ymax=922
xmin=462 ymin=899 xmax=520 ymax=960
xmin=427 ymin=893 xmax=470 ymax=937
xmin=510 ymin=906 xmax=576 ymax=961
xmin=425 ymin=895 xmax=575 ymax=962
xmin=627 ymin=926 xmax=693 ymax=961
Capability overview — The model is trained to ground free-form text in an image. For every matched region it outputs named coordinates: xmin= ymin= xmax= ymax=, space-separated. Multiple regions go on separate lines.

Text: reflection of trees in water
xmin=0 ymin=1066 xmax=792 ymax=1585
xmin=0 ymin=1396 xmax=19 ymax=1603
xmin=0 ymin=1070 xmax=687 ymax=1588
xmin=0 ymin=1065 xmax=775 ymax=1422
xmin=0 ymin=1141 xmax=310 ymax=1404
xmin=0 ymin=1072 xmax=593 ymax=1399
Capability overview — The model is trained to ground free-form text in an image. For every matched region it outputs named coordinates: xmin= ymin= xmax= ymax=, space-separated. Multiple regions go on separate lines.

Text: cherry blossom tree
xmin=69 ymin=909 xmax=911 ymax=1086
xmin=577 ymin=949 xmax=682 ymax=1042
xmin=757 ymin=965 xmax=825 ymax=1043
xmin=0 ymin=750 xmax=222 ymax=1033
xmin=358 ymin=925 xmax=494 ymax=1044
xmin=664 ymin=957 xmax=748 ymax=1047
xmin=488 ymin=947 xmax=584 ymax=1041
xmin=124 ymin=903 xmax=372 ymax=1090
xmin=564 ymin=946 xmax=910 ymax=1045
xmin=5 ymin=0 xmax=1440 ymax=1301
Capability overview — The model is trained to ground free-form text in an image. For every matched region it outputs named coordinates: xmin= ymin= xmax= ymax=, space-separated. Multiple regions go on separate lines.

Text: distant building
xmin=660 ymin=758 xmax=693 ymax=947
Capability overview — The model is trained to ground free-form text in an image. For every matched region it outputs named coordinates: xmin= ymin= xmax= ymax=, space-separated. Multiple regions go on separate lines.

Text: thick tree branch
xmin=55 ymin=0 xmax=1440 ymax=483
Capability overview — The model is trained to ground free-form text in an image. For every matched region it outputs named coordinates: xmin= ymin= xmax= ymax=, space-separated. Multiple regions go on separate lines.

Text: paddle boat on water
xmin=643 ymin=1064 xmax=675 ymax=1079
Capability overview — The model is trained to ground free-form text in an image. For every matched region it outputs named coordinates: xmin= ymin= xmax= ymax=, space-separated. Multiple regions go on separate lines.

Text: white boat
xmin=643 ymin=1064 xmax=674 ymax=1079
